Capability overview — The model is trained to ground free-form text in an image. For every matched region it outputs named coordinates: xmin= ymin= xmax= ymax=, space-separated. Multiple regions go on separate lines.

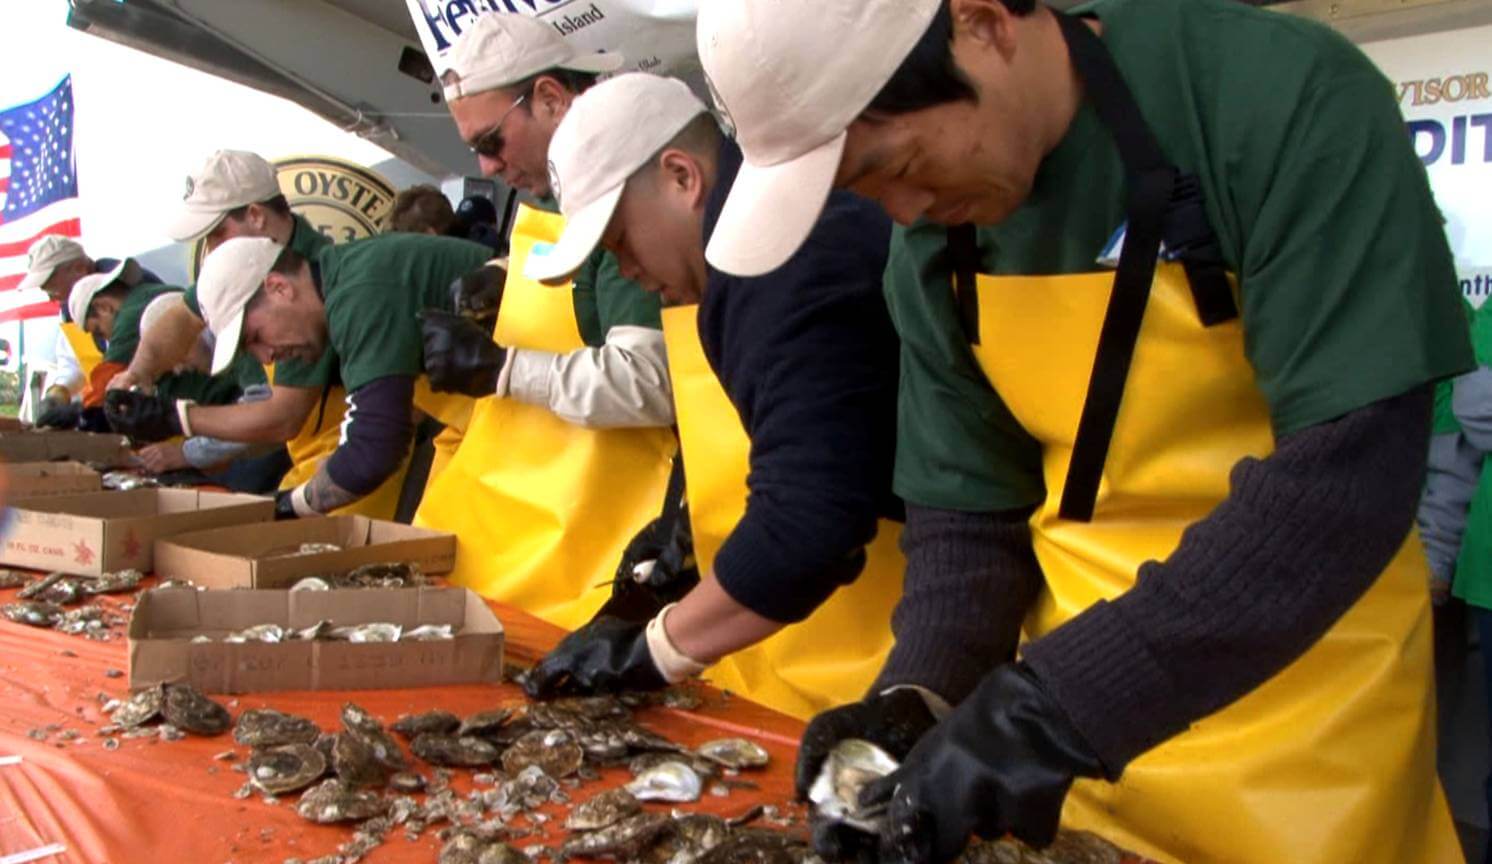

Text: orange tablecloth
xmin=0 ymin=580 xmax=809 ymax=864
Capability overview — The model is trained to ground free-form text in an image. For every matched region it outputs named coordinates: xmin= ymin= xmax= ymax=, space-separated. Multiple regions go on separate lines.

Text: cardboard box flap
xmin=8 ymin=462 xmax=98 ymax=479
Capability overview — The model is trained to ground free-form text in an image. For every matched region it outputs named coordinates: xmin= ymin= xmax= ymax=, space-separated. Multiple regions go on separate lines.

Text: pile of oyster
xmin=194 ymin=621 xmax=454 ymax=644
xmin=102 ymin=471 xmax=161 ymax=491
xmin=1 ymin=569 xmax=141 ymax=639
xmin=286 ymin=562 xmax=430 ymax=591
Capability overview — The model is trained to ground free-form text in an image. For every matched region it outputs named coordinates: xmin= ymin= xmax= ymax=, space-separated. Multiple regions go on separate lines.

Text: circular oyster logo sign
xmin=190 ymin=156 xmax=396 ymax=277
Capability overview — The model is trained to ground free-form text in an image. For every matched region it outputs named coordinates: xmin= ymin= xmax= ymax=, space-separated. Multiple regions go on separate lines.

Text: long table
xmin=0 ymin=579 xmax=808 ymax=864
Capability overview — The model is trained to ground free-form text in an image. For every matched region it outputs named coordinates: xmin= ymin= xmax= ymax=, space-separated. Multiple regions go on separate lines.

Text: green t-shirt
xmin=102 ymin=284 xmax=183 ymax=365
xmin=320 ymin=233 xmax=494 ymax=391
xmin=182 ymin=214 xmax=335 ymax=389
xmin=887 ymin=0 xmax=1473 ymax=511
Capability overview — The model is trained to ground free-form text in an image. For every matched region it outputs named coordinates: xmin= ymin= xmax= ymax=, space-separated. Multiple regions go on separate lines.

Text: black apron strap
xmin=1055 ymin=13 xmax=1174 ymax=522
xmin=948 ymin=223 xmax=982 ymax=345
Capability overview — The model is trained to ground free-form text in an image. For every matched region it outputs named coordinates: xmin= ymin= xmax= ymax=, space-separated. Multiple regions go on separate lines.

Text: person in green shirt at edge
xmin=103 ymin=149 xmax=340 ymax=458
xmin=65 ymin=268 xmax=238 ymax=412
xmin=419 ymin=11 xmax=672 ymax=434
xmin=698 ymin=0 xmax=1469 ymax=862
xmin=108 ymin=231 xmax=491 ymax=517
xmin=1418 ymin=295 xmax=1492 ymax=864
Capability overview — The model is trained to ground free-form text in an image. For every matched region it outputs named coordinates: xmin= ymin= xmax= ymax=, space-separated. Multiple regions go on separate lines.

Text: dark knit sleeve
xmin=710 ymin=197 xmax=899 ymax=623
xmin=872 ymin=505 xmax=1044 ymax=703
xmin=1022 ymin=384 xmax=1432 ymax=775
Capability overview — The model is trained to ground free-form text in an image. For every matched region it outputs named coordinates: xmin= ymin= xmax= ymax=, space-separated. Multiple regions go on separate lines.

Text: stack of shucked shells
xmin=283 ymin=560 xmax=430 ymax=591
xmin=99 ymin=681 xmax=233 ymax=747
xmin=0 ymin=569 xmax=141 ymax=638
xmin=195 ymin=620 xmax=455 ymax=644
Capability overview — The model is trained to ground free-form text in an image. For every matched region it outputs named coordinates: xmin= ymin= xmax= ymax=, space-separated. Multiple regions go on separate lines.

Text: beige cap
xmin=65 ymin=259 xmax=128 ymax=327
xmin=167 ymin=150 xmax=281 ymax=243
xmin=442 ymin=13 xmax=625 ymax=102
xmin=696 ymin=0 xmax=940 ymax=276
xmin=19 ymin=234 xmax=86 ymax=292
xmin=196 ymin=236 xmax=284 ymax=374
xmin=525 ymin=74 xmax=707 ymax=283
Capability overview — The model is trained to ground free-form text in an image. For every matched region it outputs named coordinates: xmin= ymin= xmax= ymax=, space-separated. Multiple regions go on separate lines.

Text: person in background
xmin=1417 ymin=298 xmax=1492 ymax=864
xmin=18 ymin=235 xmax=161 ymax=426
xmin=388 ymin=184 xmax=456 ymax=236
xmin=452 ymin=194 xmax=505 ymax=255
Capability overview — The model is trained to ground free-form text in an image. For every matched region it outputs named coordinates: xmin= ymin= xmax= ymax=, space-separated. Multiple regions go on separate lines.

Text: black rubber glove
xmin=103 ymin=390 xmax=182 ymax=442
xmin=522 ymin=616 xmax=667 ymax=700
xmin=272 ymin=489 xmax=302 ymax=520
xmin=861 ymin=663 xmax=1105 ymax=864
xmin=796 ymin=688 xmax=940 ymax=864
xmin=449 ymin=263 xmax=507 ymax=323
xmin=77 ymin=406 xmax=113 ymax=433
xmin=419 ymin=309 xmax=508 ymax=397
xmin=34 ymin=398 xmax=80 ymax=429
xmin=597 ymin=505 xmax=701 ymax=623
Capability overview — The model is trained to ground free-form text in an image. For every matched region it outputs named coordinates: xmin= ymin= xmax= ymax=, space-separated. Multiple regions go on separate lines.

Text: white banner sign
xmin=405 ymin=0 xmax=701 ymax=89
xmin=1361 ymin=25 xmax=1492 ymax=307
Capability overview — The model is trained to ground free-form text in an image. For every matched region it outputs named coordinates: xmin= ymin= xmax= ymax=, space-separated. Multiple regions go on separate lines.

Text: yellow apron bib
xmin=660 ymin=306 xmax=902 ymax=720
xmin=265 ymin=367 xmax=405 ymax=520
xmin=416 ymin=204 xmax=675 ymax=630
xmin=966 ymin=263 xmax=1457 ymax=863
xmin=60 ymin=322 xmax=102 ymax=395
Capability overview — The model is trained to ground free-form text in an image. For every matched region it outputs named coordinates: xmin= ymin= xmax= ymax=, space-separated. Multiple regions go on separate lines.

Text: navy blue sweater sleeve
xmin=701 ymin=165 xmax=900 ymax=623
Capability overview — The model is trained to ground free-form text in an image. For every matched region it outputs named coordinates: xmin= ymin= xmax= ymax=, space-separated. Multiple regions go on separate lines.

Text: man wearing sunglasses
xmin=414 ymin=14 xmax=680 ymax=632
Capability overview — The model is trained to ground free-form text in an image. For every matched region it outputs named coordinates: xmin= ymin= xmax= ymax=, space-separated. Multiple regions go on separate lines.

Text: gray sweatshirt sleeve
xmin=1417 ymin=431 xmax=1482 ymax=582
xmin=1453 ymin=367 xmax=1492 ymax=452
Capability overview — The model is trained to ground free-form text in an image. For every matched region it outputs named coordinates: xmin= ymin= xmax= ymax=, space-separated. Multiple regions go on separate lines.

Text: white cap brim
xmin=705 ymin=131 xmax=845 ymax=277
xmin=18 ymin=268 xmax=52 ymax=293
xmin=210 ymin=308 xmax=246 ymax=375
xmin=524 ymin=185 xmax=623 ymax=284
xmin=561 ymin=52 xmax=626 ymax=75
xmin=167 ymin=207 xmax=228 ymax=244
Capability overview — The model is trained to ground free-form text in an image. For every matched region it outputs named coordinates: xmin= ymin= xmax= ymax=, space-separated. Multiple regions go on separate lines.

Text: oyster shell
xmin=389 ymin=771 xmax=427 ymax=793
xmin=329 ymin=622 xmax=402 ymax=642
xmin=290 ymin=576 xmax=332 ymax=592
xmin=626 ymin=760 xmax=703 ymax=803
xmin=629 ymin=750 xmax=719 ymax=781
xmin=18 ymin=573 xmax=82 ymax=605
xmin=346 ymin=561 xmax=424 ymax=588
xmin=457 ymin=708 xmax=513 ymax=738
xmin=393 ymin=710 xmax=462 ymax=739
xmin=560 ymin=811 xmax=672 ymax=859
xmin=806 ymin=739 xmax=898 ymax=832
xmin=405 ymin=623 xmax=454 ymax=640
xmin=161 ymin=683 xmax=232 ymax=735
xmin=248 ymin=743 xmax=327 ymax=795
xmin=441 ymin=834 xmax=531 ymax=864
xmin=697 ymin=830 xmax=812 ymax=864
xmin=299 ymin=542 xmax=343 ymax=555
xmin=333 ymin=731 xmax=394 ymax=787
xmin=293 ymin=619 xmax=333 ymax=640
xmin=643 ymin=814 xmax=732 ymax=864
xmin=565 ymin=787 xmax=641 ymax=831
xmin=234 ymin=708 xmax=321 ymax=748
xmin=0 ymin=569 xmax=28 ymax=589
xmin=342 ymin=702 xmax=384 ymax=736
xmin=697 ymin=738 xmax=770 ymax=770
xmin=296 ymin=778 xmax=387 ymax=823
xmin=573 ymin=722 xmax=632 ymax=762
xmin=224 ymin=623 xmax=285 ymax=644
xmin=493 ymin=764 xmax=562 ymax=817
xmin=82 ymin=569 xmax=143 ymax=595
xmin=501 ymin=728 xmax=583 ymax=778
xmin=479 ymin=845 xmax=531 ymax=864
xmin=3 ymin=600 xmax=64 ymax=627
xmin=111 ymin=685 xmax=164 ymax=728
xmin=412 ymin=733 xmax=500 ymax=767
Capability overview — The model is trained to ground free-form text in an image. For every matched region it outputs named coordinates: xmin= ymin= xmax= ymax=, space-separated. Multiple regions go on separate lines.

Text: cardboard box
xmin=0 ymin=430 xmax=133 ymax=467
xmin=0 ymin=417 xmax=25 ymax=433
xmin=153 ymin=516 xmax=456 ymax=590
xmin=128 ymin=586 xmax=505 ymax=693
xmin=2 ymin=488 xmax=274 ymax=576
xmin=5 ymin=461 xmax=101 ymax=497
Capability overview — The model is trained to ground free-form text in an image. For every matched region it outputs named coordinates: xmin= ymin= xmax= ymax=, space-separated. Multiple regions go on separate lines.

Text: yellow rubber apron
xmin=948 ymin=16 xmax=1457 ymax=860
xmin=416 ymin=205 xmax=675 ymax=630
xmin=266 ymin=367 xmax=405 ymax=520
xmin=661 ymin=306 xmax=902 ymax=721
xmin=60 ymin=322 xmax=102 ymax=398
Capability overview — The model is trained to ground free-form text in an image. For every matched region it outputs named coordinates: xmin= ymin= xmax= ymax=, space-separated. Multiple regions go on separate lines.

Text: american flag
xmin=0 ymin=76 xmax=79 ymax=323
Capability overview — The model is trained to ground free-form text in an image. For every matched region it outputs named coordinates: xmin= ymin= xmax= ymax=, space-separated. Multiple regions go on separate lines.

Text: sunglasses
xmin=468 ymin=93 xmax=529 ymax=159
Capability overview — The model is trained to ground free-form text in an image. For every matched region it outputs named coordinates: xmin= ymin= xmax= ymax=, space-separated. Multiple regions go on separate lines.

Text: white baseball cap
xmin=65 ymin=259 xmax=128 ymax=328
xmin=167 ymin=150 xmax=282 ymax=243
xmin=19 ymin=235 xmax=86 ymax=292
xmin=697 ymin=0 xmax=941 ymax=276
xmin=525 ymin=74 xmax=707 ymax=283
xmin=442 ymin=13 xmax=625 ymax=102
xmin=196 ymin=236 xmax=284 ymax=374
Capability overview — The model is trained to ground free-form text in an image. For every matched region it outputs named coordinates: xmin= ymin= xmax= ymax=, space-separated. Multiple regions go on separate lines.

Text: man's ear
xmin=261 ymin=272 xmax=293 ymax=301
xmin=658 ymin=149 xmax=707 ymax=209
xmin=531 ymin=75 xmax=572 ymax=124
xmin=244 ymin=203 xmax=271 ymax=233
